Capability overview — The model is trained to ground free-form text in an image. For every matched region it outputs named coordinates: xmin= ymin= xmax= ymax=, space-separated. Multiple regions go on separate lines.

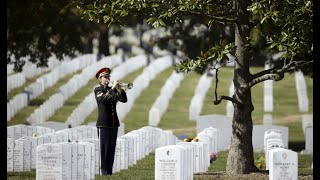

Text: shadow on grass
xmin=289 ymin=141 xmax=305 ymax=152
xmin=29 ymin=99 xmax=45 ymax=106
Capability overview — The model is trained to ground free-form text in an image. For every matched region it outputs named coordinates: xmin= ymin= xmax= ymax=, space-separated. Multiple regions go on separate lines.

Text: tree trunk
xmin=98 ymin=25 xmax=110 ymax=56
xmin=226 ymin=0 xmax=259 ymax=174
xmin=83 ymin=36 xmax=93 ymax=54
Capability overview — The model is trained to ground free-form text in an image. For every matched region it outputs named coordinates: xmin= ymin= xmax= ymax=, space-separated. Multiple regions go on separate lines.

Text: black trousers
xmin=98 ymin=127 xmax=118 ymax=175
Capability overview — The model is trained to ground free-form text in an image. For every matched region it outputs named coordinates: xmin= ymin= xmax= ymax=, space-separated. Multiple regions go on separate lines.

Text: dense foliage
xmin=77 ymin=0 xmax=312 ymax=76
xmin=7 ymin=1 xmax=97 ymax=72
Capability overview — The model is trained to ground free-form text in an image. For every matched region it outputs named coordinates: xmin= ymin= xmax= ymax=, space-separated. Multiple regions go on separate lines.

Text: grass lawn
xmin=7 ymin=70 xmax=82 ymax=126
xmin=7 ymin=71 xmax=50 ymax=102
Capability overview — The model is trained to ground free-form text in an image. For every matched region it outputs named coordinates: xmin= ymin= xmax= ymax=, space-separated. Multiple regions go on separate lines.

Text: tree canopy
xmin=77 ymin=0 xmax=313 ymax=174
xmin=7 ymin=1 xmax=98 ymax=72
xmin=78 ymin=0 xmax=312 ymax=76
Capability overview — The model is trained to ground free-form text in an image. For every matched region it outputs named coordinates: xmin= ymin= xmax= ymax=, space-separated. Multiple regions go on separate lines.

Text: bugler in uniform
xmin=94 ymin=67 xmax=127 ymax=175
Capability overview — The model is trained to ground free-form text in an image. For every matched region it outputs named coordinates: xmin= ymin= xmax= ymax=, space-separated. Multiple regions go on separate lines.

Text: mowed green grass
xmin=123 ymin=68 xmax=174 ymax=133
xmin=7 ymin=71 xmax=50 ymax=102
xmin=158 ymin=71 xmax=200 ymax=138
xmin=7 ymin=70 xmax=82 ymax=126
xmin=7 ymin=63 xmax=313 ymax=178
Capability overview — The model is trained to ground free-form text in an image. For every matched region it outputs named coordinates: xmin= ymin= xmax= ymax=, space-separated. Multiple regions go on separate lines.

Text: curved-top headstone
xmin=196 ymin=114 xmax=232 ymax=150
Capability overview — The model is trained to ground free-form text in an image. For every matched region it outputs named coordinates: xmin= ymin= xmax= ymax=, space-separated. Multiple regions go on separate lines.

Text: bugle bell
xmin=118 ymin=81 xmax=133 ymax=89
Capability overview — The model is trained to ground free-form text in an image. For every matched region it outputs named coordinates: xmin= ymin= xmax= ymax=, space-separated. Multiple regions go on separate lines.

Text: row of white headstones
xmin=7 ymin=25 xmax=171 ymax=123
xmin=7 ymin=56 xmax=64 ymax=94
xmin=154 ymin=125 xmax=300 ymax=180
xmin=155 ymin=126 xmax=221 ymax=180
xmin=7 ymin=124 xmax=179 ymax=180
xmin=7 ymin=54 xmax=96 ymax=122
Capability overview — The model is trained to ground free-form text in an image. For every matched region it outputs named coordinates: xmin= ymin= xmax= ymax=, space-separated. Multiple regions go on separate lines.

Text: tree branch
xmin=213 ymin=68 xmax=244 ymax=108
xmin=187 ymin=11 xmax=238 ymax=24
xmin=213 ymin=95 xmax=244 ymax=108
xmin=249 ymin=60 xmax=313 ymax=88
xmin=248 ymin=73 xmax=284 ymax=87
xmin=251 ymin=66 xmax=279 ymax=79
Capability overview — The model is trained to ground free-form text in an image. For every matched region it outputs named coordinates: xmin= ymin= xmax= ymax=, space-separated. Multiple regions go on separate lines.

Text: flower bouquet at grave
xmin=254 ymin=156 xmax=265 ymax=169
xmin=183 ymin=137 xmax=199 ymax=142
xmin=210 ymin=152 xmax=217 ymax=163
xmin=192 ymin=137 xmax=199 ymax=142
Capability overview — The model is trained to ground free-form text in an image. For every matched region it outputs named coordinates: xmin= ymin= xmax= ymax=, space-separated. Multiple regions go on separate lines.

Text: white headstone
xmin=174 ymin=145 xmax=189 ymax=180
xmin=21 ymin=136 xmax=37 ymax=169
xmin=202 ymin=127 xmax=220 ymax=153
xmin=196 ymin=114 xmax=232 ymax=150
xmin=13 ymin=140 xmax=24 ymax=172
xmin=269 ymin=148 xmax=298 ymax=180
xmin=177 ymin=142 xmax=195 ymax=173
xmin=252 ymin=125 xmax=289 ymax=152
xmin=60 ymin=143 xmax=72 ymax=180
xmin=14 ymin=125 xmax=23 ymax=140
xmin=36 ymin=143 xmax=63 ymax=180
xmin=70 ymin=143 xmax=78 ymax=180
xmin=176 ymin=144 xmax=194 ymax=179
xmin=265 ymin=139 xmax=284 ymax=170
xmin=264 ymin=129 xmax=283 ymax=152
xmin=81 ymin=139 xmax=100 ymax=175
xmin=7 ymin=138 xmax=14 ymax=172
xmin=155 ymin=146 xmax=183 ymax=180
xmin=113 ymin=141 xmax=121 ymax=173
xmin=76 ymin=143 xmax=85 ymax=180
xmin=7 ymin=126 xmax=14 ymax=139
xmin=119 ymin=135 xmax=135 ymax=167
xmin=79 ymin=142 xmax=93 ymax=180
xmin=16 ymin=139 xmax=32 ymax=171
xmin=305 ymin=127 xmax=313 ymax=154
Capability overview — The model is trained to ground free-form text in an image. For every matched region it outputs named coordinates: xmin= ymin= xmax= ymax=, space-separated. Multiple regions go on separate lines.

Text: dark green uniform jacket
xmin=94 ymin=83 xmax=127 ymax=127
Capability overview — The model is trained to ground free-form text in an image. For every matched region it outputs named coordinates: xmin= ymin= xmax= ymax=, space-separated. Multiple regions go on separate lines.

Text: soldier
xmin=94 ymin=67 xmax=127 ymax=175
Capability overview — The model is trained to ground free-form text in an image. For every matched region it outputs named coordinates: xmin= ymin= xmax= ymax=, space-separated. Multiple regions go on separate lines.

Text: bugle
xmin=111 ymin=81 xmax=133 ymax=89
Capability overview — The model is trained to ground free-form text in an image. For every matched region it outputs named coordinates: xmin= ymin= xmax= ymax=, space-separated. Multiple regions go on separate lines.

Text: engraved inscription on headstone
xmin=36 ymin=143 xmax=63 ymax=180
xmin=17 ymin=139 xmax=31 ymax=171
xmin=13 ymin=140 xmax=24 ymax=172
xmin=155 ymin=146 xmax=182 ymax=180
xmin=7 ymin=138 xmax=14 ymax=172
xmin=269 ymin=148 xmax=298 ymax=180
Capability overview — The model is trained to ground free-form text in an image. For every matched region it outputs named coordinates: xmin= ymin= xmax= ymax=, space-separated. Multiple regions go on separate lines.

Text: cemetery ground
xmin=7 ymin=65 xmax=313 ymax=179
xmin=7 ymin=151 xmax=313 ymax=179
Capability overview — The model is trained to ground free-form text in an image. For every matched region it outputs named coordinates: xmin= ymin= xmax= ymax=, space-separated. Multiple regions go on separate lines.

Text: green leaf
xmin=270 ymin=42 xmax=278 ymax=49
xmin=152 ymin=21 xmax=159 ymax=28
xmin=217 ymin=53 xmax=223 ymax=61
xmin=260 ymin=16 xmax=268 ymax=24
xmin=147 ymin=17 xmax=156 ymax=24
xmin=159 ymin=19 xmax=166 ymax=26
xmin=278 ymin=44 xmax=283 ymax=51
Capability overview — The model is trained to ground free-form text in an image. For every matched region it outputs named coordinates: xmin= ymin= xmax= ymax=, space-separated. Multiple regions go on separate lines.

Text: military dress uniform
xmin=94 ymin=68 xmax=127 ymax=175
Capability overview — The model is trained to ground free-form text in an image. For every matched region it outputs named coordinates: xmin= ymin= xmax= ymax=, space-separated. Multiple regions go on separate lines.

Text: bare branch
xmin=213 ymin=68 xmax=244 ymax=108
xmin=213 ymin=95 xmax=244 ymax=108
xmin=251 ymin=66 xmax=279 ymax=79
xmin=249 ymin=60 xmax=312 ymax=88
xmin=248 ymin=73 xmax=284 ymax=87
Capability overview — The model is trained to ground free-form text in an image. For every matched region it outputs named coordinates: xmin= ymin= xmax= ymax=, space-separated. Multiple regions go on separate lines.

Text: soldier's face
xmin=100 ymin=74 xmax=110 ymax=85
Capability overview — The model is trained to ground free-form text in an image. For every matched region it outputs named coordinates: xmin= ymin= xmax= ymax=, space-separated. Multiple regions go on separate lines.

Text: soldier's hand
xmin=112 ymin=80 xmax=119 ymax=89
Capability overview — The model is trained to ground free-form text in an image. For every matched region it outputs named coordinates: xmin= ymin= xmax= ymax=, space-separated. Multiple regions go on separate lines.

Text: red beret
xmin=95 ymin=67 xmax=111 ymax=79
